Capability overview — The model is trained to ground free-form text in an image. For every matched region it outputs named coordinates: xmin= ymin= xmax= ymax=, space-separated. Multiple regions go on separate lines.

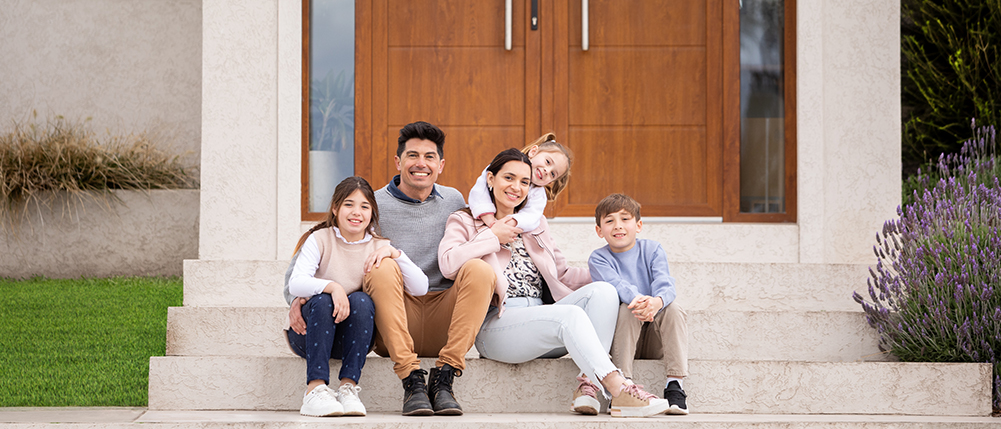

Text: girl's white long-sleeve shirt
xmin=468 ymin=167 xmax=548 ymax=231
xmin=285 ymin=227 xmax=428 ymax=301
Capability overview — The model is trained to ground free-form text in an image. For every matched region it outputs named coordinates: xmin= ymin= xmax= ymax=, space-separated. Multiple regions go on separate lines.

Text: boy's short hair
xmin=594 ymin=193 xmax=642 ymax=225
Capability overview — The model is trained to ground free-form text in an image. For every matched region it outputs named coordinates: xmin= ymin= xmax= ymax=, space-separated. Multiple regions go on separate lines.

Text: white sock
xmin=666 ymin=377 xmax=683 ymax=389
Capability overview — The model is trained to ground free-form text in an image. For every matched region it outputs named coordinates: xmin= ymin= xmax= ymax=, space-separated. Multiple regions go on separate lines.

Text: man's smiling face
xmin=394 ymin=138 xmax=443 ymax=200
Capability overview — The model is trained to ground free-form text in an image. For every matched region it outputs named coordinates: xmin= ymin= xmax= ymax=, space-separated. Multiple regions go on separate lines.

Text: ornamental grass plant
xmin=854 ymin=120 xmax=1001 ymax=413
xmin=0 ymin=114 xmax=198 ymax=231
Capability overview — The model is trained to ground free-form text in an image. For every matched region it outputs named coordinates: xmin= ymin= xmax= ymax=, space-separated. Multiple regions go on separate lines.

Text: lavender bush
xmin=854 ymin=120 xmax=1001 ymax=413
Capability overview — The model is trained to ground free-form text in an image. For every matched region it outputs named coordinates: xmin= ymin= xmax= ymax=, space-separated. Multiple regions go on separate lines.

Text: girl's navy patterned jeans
xmin=286 ymin=291 xmax=375 ymax=384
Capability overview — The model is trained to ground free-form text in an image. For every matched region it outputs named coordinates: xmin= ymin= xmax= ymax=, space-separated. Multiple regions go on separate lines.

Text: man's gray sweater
xmin=375 ymin=184 xmax=467 ymax=292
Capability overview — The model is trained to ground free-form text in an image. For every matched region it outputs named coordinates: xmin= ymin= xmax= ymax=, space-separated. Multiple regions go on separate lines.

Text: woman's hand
xmin=324 ymin=282 xmax=352 ymax=323
xmin=490 ymin=215 xmax=522 ymax=244
xmin=364 ymin=245 xmax=401 ymax=273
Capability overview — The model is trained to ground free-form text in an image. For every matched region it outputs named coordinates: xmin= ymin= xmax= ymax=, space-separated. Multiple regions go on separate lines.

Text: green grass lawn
xmin=0 ymin=276 xmax=182 ymax=406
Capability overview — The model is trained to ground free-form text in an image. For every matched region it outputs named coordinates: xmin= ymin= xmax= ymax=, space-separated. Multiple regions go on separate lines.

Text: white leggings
xmin=474 ymin=282 xmax=621 ymax=382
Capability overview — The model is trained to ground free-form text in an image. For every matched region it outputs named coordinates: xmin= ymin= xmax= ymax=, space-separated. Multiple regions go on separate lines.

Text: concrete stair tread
xmin=2 ymin=409 xmax=998 ymax=427
xmin=137 ymin=411 xmax=1001 ymax=426
xmin=148 ymin=356 xmax=992 ymax=415
xmin=166 ymin=306 xmax=887 ymax=362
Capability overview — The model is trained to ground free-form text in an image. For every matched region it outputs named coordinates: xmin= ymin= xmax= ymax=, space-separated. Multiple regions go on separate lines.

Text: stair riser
xmin=148 ymin=357 xmax=992 ymax=416
xmin=182 ymin=260 xmax=870 ymax=312
xmin=166 ymin=307 xmax=888 ymax=362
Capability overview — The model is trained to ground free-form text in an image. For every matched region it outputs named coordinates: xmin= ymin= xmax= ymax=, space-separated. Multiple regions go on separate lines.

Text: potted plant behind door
xmin=309 ymin=69 xmax=354 ymax=212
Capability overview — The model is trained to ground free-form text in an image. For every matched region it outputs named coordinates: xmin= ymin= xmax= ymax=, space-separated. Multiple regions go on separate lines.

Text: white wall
xmin=0 ymin=0 xmax=202 ymax=171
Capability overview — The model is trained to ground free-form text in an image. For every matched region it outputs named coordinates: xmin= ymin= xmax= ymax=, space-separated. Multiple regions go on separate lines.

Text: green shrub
xmin=856 ymin=121 xmax=1000 ymax=413
xmin=901 ymin=0 xmax=1001 ymax=174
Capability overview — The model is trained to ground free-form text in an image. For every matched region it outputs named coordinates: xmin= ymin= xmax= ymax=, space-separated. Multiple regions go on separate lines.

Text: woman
xmin=438 ymin=149 xmax=669 ymax=417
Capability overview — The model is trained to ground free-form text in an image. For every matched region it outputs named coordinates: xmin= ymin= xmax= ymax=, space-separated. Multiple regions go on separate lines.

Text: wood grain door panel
xmin=387 ymin=48 xmax=526 ymax=126
xmin=552 ymin=0 xmax=722 ymax=217
xmin=570 ymin=127 xmax=714 ymax=212
xmin=387 ymin=0 xmax=523 ymax=47
xmin=568 ymin=0 xmax=706 ymax=46
xmin=569 ymin=48 xmax=707 ymax=125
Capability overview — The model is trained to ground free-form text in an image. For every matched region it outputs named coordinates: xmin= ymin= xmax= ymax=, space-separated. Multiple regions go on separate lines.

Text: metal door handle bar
xmin=582 ymin=0 xmax=589 ymax=51
xmin=505 ymin=0 xmax=512 ymax=50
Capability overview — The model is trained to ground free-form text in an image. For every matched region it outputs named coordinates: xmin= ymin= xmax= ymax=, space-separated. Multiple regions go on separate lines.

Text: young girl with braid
xmin=468 ymin=133 xmax=573 ymax=231
xmin=283 ymin=176 xmax=428 ymax=417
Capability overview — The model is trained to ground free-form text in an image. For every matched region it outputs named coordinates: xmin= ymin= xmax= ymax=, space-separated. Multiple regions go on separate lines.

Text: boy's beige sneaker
xmin=609 ymin=382 xmax=670 ymax=417
xmin=571 ymin=375 xmax=601 ymax=415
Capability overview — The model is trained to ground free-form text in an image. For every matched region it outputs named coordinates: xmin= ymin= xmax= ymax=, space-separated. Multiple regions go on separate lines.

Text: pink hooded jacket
xmin=438 ymin=210 xmax=591 ymax=309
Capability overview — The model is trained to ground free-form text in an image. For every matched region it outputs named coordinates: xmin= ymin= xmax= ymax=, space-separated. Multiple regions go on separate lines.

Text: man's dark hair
xmin=397 ymin=121 xmax=445 ymax=158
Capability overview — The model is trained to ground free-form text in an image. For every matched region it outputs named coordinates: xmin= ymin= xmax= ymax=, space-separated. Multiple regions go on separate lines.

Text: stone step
xmin=166 ymin=307 xmax=888 ymax=362
xmin=183 ymin=260 xmax=870 ymax=312
xmin=147 ymin=356 xmax=992 ymax=416
xmin=4 ymin=410 xmax=999 ymax=428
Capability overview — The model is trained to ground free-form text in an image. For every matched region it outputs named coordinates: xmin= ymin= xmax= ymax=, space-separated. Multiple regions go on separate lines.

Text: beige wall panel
xmin=0 ymin=190 xmax=198 ymax=278
xmin=822 ymin=0 xmax=900 ymax=264
xmin=0 ymin=0 xmax=201 ymax=171
xmin=200 ymin=0 xmax=280 ymax=260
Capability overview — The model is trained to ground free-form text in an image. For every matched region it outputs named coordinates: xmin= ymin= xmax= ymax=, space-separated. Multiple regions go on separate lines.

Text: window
xmin=302 ymin=0 xmax=355 ymax=217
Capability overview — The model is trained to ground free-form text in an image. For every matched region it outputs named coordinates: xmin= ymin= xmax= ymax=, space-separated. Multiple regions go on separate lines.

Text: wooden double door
xmin=354 ymin=0 xmax=723 ymax=217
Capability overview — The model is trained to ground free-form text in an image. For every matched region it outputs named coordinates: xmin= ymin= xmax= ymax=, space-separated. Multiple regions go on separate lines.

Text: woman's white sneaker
xmin=300 ymin=384 xmax=344 ymax=417
xmin=335 ymin=384 xmax=367 ymax=416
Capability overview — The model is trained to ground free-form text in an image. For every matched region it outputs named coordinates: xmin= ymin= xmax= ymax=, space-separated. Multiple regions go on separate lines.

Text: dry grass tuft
xmin=0 ymin=115 xmax=198 ymax=230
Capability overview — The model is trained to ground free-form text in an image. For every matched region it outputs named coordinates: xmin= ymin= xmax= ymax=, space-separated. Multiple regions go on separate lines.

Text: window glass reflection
xmin=309 ymin=0 xmax=355 ymax=212
xmin=739 ymin=0 xmax=785 ymax=213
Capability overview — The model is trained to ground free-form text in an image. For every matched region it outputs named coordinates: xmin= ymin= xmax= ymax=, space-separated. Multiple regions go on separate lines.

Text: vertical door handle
xmin=531 ymin=0 xmax=538 ymax=30
xmin=505 ymin=0 xmax=513 ymax=50
xmin=581 ymin=0 xmax=589 ymax=51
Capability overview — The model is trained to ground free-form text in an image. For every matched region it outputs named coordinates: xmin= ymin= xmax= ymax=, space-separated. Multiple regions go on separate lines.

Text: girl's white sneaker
xmin=336 ymin=384 xmax=367 ymax=416
xmin=300 ymin=384 xmax=344 ymax=417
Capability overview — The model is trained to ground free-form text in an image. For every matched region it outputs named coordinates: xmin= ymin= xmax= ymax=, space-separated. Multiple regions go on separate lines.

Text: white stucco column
xmin=797 ymin=0 xmax=901 ymax=264
xmin=200 ymin=0 xmax=281 ymax=260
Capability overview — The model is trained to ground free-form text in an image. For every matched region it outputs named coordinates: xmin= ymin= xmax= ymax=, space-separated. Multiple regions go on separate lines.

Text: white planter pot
xmin=308 ymin=150 xmax=353 ymax=212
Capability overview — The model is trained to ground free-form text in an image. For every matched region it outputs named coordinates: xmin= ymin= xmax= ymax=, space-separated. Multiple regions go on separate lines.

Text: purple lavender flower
xmin=855 ymin=120 xmax=1000 ymax=410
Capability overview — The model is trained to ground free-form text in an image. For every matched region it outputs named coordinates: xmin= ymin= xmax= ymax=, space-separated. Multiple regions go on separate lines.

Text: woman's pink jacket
xmin=438 ymin=210 xmax=591 ymax=307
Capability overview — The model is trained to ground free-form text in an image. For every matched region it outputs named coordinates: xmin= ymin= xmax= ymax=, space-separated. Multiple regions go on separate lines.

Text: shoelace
xmin=403 ymin=369 xmax=429 ymax=391
xmin=312 ymin=385 xmax=337 ymax=401
xmin=621 ymin=383 xmax=657 ymax=400
xmin=338 ymin=384 xmax=361 ymax=399
xmin=575 ymin=375 xmax=599 ymax=398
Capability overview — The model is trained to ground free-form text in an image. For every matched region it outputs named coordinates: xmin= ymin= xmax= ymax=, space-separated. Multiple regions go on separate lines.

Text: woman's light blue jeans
xmin=474 ymin=282 xmax=620 ymax=383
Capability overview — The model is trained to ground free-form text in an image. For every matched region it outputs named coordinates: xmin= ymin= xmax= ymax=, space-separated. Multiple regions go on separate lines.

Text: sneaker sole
xmin=610 ymin=401 xmax=671 ymax=418
xmin=300 ymin=409 xmax=344 ymax=417
xmin=571 ymin=395 xmax=600 ymax=415
xmin=665 ymin=405 xmax=689 ymax=415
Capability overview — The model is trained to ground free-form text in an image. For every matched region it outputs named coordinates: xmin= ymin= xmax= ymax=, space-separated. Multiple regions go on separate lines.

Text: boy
xmin=587 ymin=193 xmax=689 ymax=415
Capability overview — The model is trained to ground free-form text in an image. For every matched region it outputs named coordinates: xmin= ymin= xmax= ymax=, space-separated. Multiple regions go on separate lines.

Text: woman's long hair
xmin=293 ymin=176 xmax=383 ymax=255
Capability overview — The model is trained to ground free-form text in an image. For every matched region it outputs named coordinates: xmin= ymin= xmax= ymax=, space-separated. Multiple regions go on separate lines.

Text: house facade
xmin=197 ymin=0 xmax=899 ymax=271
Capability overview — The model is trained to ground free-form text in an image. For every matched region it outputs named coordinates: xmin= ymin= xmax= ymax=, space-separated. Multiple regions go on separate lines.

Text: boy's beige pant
xmin=610 ymin=302 xmax=689 ymax=379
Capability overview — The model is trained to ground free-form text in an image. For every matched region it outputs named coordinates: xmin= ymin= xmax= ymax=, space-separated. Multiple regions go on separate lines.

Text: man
xmin=291 ymin=121 xmax=495 ymax=416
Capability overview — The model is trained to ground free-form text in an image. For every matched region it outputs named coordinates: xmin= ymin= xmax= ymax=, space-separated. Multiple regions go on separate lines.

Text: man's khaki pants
xmin=610 ymin=301 xmax=689 ymax=379
xmin=363 ymin=259 xmax=495 ymax=379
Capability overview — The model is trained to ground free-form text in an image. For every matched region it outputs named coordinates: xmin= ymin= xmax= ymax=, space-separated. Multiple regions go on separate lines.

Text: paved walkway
xmin=0 ymin=408 xmax=998 ymax=425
